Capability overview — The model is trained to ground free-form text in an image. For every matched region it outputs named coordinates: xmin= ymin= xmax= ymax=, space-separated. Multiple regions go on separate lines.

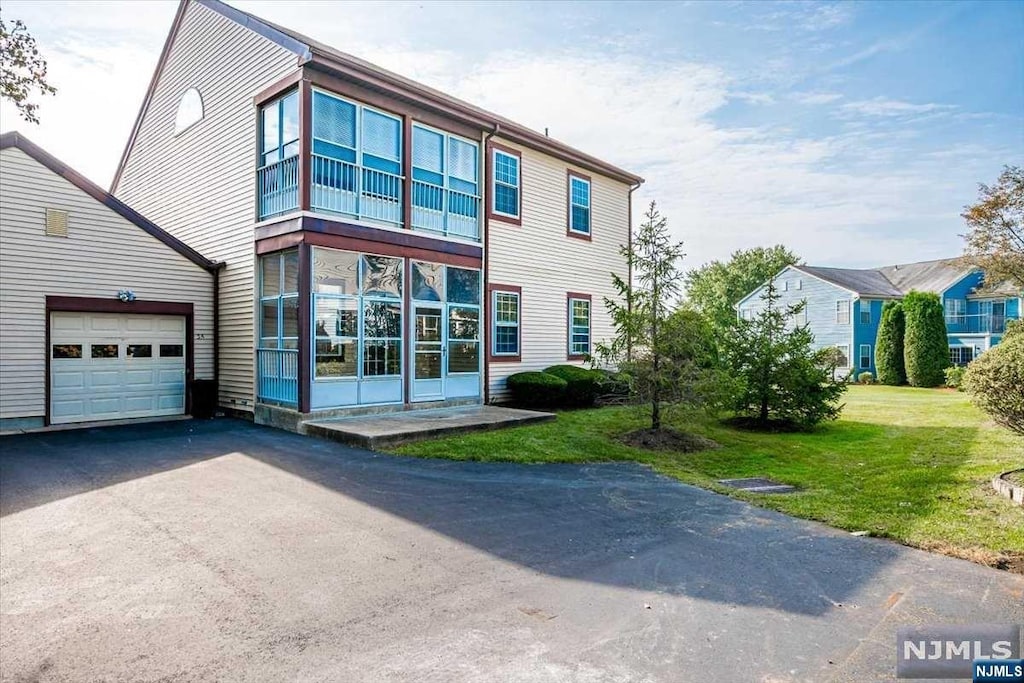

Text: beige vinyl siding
xmin=487 ymin=140 xmax=630 ymax=401
xmin=114 ymin=1 xmax=298 ymax=412
xmin=0 ymin=147 xmax=214 ymax=421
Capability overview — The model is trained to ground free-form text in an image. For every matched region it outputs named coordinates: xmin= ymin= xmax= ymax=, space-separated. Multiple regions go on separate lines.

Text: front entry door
xmin=412 ymin=304 xmax=444 ymax=401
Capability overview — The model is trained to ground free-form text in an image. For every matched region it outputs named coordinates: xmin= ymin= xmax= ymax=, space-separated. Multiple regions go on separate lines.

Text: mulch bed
xmin=620 ymin=428 xmax=720 ymax=453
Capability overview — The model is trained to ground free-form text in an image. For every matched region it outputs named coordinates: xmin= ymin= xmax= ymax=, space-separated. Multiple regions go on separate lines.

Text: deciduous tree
xmin=0 ymin=13 xmax=56 ymax=124
xmin=683 ymin=245 xmax=800 ymax=332
xmin=961 ymin=166 xmax=1024 ymax=289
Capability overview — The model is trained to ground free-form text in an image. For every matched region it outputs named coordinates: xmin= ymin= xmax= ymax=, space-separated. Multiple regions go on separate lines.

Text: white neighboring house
xmin=0 ymin=132 xmax=219 ymax=431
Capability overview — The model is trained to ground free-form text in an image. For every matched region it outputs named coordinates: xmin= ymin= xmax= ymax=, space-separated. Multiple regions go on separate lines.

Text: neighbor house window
xmin=259 ymin=250 xmax=300 ymax=350
xmin=491 ymin=148 xmax=520 ymax=219
xmin=859 ymin=344 xmax=871 ymax=370
xmin=491 ymin=289 xmax=521 ymax=357
xmin=835 ymin=344 xmax=850 ymax=368
xmin=949 ymin=346 xmax=974 ymax=367
xmin=174 ymin=87 xmax=204 ymax=135
xmin=793 ymin=300 xmax=807 ymax=326
xmin=568 ymin=173 xmax=591 ymax=236
xmin=860 ymin=301 xmax=873 ymax=325
xmin=944 ymin=298 xmax=966 ymax=325
xmin=568 ymin=295 xmax=591 ymax=358
xmin=836 ymin=300 xmax=850 ymax=324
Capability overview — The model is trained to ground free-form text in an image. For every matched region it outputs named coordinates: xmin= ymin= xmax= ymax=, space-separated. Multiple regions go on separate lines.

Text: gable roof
xmin=112 ymin=0 xmax=643 ymax=192
xmin=1 ymin=131 xmax=220 ymax=274
xmin=796 ymin=265 xmax=904 ymax=298
xmin=875 ymin=259 xmax=974 ymax=295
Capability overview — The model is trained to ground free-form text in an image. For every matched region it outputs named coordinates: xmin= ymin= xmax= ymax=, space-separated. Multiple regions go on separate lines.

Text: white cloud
xmin=839 ymin=97 xmax=957 ymax=118
xmin=0 ymin=0 xmax=1012 ymax=271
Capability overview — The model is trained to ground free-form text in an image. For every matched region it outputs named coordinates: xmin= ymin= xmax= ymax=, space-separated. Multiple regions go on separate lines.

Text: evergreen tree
xmin=902 ymin=291 xmax=950 ymax=387
xmin=724 ymin=282 xmax=846 ymax=430
xmin=874 ymin=301 xmax=906 ymax=385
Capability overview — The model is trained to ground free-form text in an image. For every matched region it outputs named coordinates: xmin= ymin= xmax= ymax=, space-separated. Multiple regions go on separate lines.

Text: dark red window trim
xmin=566 ymin=170 xmax=593 ymax=242
xmin=487 ymin=142 xmax=522 ymax=227
xmin=566 ymin=292 xmax=592 ymax=361
xmin=487 ymin=283 xmax=522 ymax=363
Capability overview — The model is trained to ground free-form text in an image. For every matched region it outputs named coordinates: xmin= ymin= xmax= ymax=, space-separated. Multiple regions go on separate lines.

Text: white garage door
xmin=50 ymin=312 xmax=187 ymax=424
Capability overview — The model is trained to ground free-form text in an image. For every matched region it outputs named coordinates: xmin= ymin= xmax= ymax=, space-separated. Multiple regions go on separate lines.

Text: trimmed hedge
xmin=542 ymin=365 xmax=604 ymax=407
xmin=857 ymin=371 xmax=875 ymax=384
xmin=902 ymin=291 xmax=949 ymax=387
xmin=875 ymin=301 xmax=906 ymax=385
xmin=506 ymin=371 xmax=567 ymax=408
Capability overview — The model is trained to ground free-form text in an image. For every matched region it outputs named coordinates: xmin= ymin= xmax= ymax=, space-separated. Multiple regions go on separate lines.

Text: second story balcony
xmin=257 ymin=87 xmax=481 ymax=242
xmin=945 ymin=311 xmax=1019 ymax=335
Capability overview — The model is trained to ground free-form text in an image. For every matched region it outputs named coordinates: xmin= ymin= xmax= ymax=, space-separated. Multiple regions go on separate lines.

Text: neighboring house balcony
xmin=944 ymin=312 xmax=1018 ymax=335
xmin=256 ymin=87 xmax=481 ymax=242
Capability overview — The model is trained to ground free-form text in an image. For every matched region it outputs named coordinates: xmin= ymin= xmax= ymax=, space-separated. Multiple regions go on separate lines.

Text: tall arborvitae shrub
xmin=902 ymin=291 xmax=950 ymax=387
xmin=874 ymin=301 xmax=906 ymax=385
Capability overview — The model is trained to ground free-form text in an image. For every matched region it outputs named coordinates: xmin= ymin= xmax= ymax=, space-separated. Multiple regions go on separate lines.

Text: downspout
xmin=626 ymin=180 xmax=641 ymax=363
xmin=213 ymin=262 xmax=224 ymax=404
xmin=482 ymin=122 xmax=501 ymax=404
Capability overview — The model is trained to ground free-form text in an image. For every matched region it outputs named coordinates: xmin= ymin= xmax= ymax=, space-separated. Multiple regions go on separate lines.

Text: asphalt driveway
xmin=1 ymin=419 xmax=1021 ymax=682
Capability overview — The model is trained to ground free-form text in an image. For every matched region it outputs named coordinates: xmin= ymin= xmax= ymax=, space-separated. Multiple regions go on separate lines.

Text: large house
xmin=736 ymin=259 xmax=1022 ymax=376
xmin=109 ymin=0 xmax=642 ymax=428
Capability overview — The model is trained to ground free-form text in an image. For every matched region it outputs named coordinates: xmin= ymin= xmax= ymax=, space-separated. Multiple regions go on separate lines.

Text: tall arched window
xmin=174 ymin=88 xmax=204 ymax=135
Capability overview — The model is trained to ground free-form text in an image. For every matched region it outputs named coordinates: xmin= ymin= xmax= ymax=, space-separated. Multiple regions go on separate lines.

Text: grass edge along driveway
xmin=393 ymin=385 xmax=1024 ymax=573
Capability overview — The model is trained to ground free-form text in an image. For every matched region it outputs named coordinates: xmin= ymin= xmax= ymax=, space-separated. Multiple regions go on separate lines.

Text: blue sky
xmin=1 ymin=0 xmax=1021 ymax=269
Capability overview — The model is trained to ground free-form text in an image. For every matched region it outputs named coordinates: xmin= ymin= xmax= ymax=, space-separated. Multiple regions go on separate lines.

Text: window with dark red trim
xmin=567 ymin=294 xmax=591 ymax=358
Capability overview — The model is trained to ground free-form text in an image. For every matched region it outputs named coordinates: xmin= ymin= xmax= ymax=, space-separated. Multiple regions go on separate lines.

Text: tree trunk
xmin=759 ymin=395 xmax=769 ymax=425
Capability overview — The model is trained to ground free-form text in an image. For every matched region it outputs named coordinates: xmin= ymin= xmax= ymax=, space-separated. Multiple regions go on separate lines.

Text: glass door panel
xmin=412 ymin=305 xmax=444 ymax=400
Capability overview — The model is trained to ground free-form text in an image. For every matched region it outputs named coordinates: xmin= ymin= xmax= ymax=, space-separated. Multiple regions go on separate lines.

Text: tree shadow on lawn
xmin=6 ymin=418 xmax=1015 ymax=618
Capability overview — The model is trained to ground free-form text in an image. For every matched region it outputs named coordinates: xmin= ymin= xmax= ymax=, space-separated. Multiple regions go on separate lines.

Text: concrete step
xmin=302 ymin=405 xmax=556 ymax=450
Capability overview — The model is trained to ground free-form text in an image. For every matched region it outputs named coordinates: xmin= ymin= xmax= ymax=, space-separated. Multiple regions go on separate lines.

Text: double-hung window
xmin=492 ymin=289 xmax=520 ymax=357
xmin=836 ymin=300 xmax=850 ymax=324
xmin=568 ymin=296 xmax=591 ymax=358
xmin=859 ymin=344 xmax=871 ymax=370
xmin=568 ymin=173 xmax=591 ymax=236
xmin=944 ymin=298 xmax=966 ymax=325
xmin=793 ymin=300 xmax=808 ymax=326
xmin=859 ymin=301 xmax=873 ymax=325
xmin=835 ymin=344 xmax=850 ymax=368
xmin=492 ymin=148 xmax=520 ymax=220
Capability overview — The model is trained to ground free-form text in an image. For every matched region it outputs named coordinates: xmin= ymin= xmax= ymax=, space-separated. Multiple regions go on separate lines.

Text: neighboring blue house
xmin=736 ymin=259 xmax=1022 ymax=377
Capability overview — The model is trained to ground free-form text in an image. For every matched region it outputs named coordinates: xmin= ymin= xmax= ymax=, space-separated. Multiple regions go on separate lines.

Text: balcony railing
xmin=257 ymin=156 xmax=299 ymax=220
xmin=311 ymin=155 xmax=403 ymax=226
xmin=945 ymin=313 xmax=1018 ymax=334
xmin=411 ymin=180 xmax=480 ymax=240
xmin=257 ymin=348 xmax=299 ymax=405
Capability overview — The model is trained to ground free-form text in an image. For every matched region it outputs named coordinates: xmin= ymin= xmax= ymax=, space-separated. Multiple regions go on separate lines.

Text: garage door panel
xmin=124 ymin=369 xmax=156 ymax=386
xmin=51 ymin=371 xmax=85 ymax=389
xmin=89 ymin=371 xmax=122 ymax=388
xmin=50 ymin=312 xmax=187 ymax=425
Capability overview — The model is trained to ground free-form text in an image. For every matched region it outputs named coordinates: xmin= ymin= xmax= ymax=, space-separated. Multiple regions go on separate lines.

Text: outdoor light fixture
xmin=117 ymin=289 xmax=136 ymax=302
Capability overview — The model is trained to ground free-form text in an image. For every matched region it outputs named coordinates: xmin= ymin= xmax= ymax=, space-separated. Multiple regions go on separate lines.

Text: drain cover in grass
xmin=718 ymin=477 xmax=797 ymax=494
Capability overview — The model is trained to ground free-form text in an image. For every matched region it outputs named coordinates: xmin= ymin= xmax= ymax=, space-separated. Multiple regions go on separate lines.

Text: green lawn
xmin=393 ymin=386 xmax=1024 ymax=571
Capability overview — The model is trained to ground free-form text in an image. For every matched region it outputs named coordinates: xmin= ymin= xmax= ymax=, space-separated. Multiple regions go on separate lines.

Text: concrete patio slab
xmin=302 ymin=404 xmax=555 ymax=448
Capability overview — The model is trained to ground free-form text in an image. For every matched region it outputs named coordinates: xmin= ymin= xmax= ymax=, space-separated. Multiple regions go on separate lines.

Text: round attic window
xmin=174 ymin=88 xmax=204 ymax=135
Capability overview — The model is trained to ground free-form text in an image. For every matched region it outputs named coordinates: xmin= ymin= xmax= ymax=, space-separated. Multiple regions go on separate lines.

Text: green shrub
xmin=594 ymin=369 xmax=630 ymax=400
xmin=543 ymin=365 xmax=604 ymax=407
xmin=506 ymin=371 xmax=567 ymax=408
xmin=944 ymin=366 xmax=967 ymax=390
xmin=858 ymin=371 xmax=875 ymax=384
xmin=875 ymin=301 xmax=906 ymax=385
xmin=902 ymin=291 xmax=950 ymax=387
xmin=963 ymin=328 xmax=1024 ymax=434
